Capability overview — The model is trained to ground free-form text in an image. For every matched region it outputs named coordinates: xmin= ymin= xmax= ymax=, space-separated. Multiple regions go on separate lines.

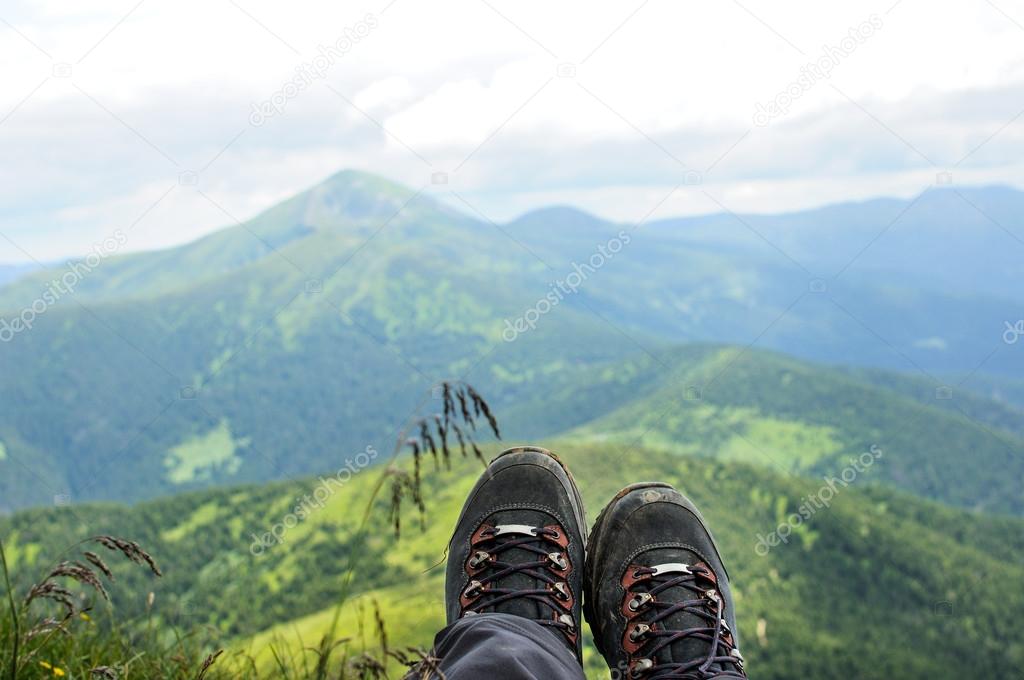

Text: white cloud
xmin=352 ymin=76 xmax=416 ymax=113
xmin=1 ymin=0 xmax=1024 ymax=261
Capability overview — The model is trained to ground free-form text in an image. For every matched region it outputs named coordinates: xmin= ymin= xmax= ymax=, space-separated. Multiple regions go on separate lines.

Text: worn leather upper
xmin=445 ymin=447 xmax=587 ymax=659
xmin=585 ymin=483 xmax=744 ymax=678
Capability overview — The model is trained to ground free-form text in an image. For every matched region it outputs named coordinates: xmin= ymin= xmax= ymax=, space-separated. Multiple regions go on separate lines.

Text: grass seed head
xmin=83 ymin=551 xmax=115 ymax=581
xmin=93 ymin=536 xmax=162 ymax=577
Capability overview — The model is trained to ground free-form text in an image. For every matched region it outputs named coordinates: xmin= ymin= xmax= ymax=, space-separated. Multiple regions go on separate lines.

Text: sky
xmin=2 ymin=0 xmax=1024 ymax=262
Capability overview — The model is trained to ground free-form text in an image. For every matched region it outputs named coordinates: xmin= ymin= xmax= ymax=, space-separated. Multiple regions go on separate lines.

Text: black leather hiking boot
xmin=585 ymin=483 xmax=747 ymax=679
xmin=445 ymin=446 xmax=587 ymax=660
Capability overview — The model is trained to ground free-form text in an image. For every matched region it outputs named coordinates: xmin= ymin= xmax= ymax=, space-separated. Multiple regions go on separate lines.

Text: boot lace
xmin=460 ymin=523 xmax=577 ymax=644
xmin=621 ymin=563 xmax=746 ymax=679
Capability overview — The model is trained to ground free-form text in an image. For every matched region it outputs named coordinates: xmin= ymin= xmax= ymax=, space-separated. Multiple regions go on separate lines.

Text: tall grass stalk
xmin=1 ymin=539 xmax=19 ymax=680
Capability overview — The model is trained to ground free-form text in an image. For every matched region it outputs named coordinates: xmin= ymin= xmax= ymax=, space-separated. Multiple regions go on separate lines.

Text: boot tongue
xmin=636 ymin=548 xmax=730 ymax=674
xmin=483 ymin=510 xmax=558 ymax=622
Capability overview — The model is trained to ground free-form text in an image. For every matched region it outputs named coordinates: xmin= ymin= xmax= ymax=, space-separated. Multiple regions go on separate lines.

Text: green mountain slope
xmin=563 ymin=346 xmax=1024 ymax=515
xmin=3 ymin=443 xmax=1023 ymax=679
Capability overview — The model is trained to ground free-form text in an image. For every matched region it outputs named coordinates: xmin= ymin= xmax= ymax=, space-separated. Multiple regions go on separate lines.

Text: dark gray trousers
xmin=409 ymin=613 xmax=586 ymax=679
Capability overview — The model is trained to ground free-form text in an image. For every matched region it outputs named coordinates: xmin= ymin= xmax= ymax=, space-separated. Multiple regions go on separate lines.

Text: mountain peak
xmin=320 ymin=169 xmax=413 ymax=196
xmin=302 ymin=169 xmax=479 ymax=229
xmin=300 ymin=169 xmax=420 ymax=221
xmin=510 ymin=205 xmax=606 ymax=230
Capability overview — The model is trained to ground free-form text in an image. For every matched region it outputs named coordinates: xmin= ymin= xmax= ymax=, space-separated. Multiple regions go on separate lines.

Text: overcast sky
xmin=2 ymin=0 xmax=1024 ymax=262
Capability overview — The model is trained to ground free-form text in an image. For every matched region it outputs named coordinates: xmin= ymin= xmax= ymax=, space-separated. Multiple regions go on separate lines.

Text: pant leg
xmin=407 ymin=613 xmax=586 ymax=680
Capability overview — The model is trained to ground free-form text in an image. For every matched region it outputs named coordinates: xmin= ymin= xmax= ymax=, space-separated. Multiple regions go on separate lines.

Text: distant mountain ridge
xmin=646 ymin=184 xmax=1024 ymax=297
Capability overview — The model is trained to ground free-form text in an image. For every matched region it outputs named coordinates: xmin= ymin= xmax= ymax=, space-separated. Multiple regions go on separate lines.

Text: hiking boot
xmin=585 ymin=483 xmax=747 ymax=679
xmin=445 ymin=446 xmax=587 ymax=659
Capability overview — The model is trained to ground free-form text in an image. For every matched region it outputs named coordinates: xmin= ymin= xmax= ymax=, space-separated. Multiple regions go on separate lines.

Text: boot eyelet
xmin=468 ymin=551 xmax=490 ymax=568
xmin=627 ymin=592 xmax=654 ymax=612
xmin=464 ymin=580 xmax=484 ymax=598
xmin=547 ymin=552 xmax=568 ymax=570
xmin=631 ymin=567 xmax=653 ymax=580
xmin=628 ymin=622 xmax=651 ymax=642
xmin=550 ymin=581 xmax=571 ymax=601
xmin=628 ymin=658 xmax=654 ymax=677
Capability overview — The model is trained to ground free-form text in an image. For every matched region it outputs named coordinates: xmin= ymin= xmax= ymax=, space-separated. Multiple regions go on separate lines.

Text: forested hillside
xmin=3 ymin=442 xmax=1022 ymax=679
